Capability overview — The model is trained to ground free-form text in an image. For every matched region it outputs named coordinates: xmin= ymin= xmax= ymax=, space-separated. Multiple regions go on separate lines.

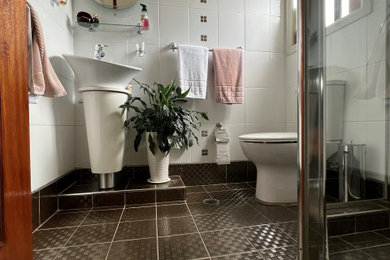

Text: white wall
xmin=285 ymin=0 xmax=388 ymax=181
xmin=28 ymin=0 xmax=75 ymax=192
xmin=72 ymin=0 xmax=288 ymax=167
xmin=327 ymin=0 xmax=387 ymax=181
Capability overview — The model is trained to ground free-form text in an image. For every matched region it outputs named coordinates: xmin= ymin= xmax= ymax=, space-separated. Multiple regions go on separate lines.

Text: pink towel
xmin=27 ymin=3 xmax=67 ymax=97
xmin=213 ymin=48 xmax=243 ymax=104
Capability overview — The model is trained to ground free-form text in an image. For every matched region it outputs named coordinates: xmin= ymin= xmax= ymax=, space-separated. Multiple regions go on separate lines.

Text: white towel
xmin=177 ymin=44 xmax=209 ymax=99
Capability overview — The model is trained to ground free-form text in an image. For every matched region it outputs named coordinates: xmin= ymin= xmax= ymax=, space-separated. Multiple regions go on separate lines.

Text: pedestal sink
xmin=63 ymin=55 xmax=142 ymax=189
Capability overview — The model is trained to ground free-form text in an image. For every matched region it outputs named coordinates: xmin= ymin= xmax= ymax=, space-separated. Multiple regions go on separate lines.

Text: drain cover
xmin=203 ymin=198 xmax=220 ymax=205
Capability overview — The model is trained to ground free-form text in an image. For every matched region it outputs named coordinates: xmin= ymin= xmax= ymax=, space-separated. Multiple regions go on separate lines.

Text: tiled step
xmin=327 ymin=200 xmax=390 ymax=236
xmin=57 ymin=175 xmax=186 ymax=210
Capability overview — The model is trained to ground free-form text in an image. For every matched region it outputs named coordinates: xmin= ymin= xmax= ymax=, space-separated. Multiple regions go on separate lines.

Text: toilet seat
xmin=239 ymin=132 xmax=297 ymax=143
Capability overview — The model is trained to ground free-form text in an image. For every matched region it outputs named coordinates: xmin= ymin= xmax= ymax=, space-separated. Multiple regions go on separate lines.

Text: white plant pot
xmin=146 ymin=132 xmax=171 ymax=184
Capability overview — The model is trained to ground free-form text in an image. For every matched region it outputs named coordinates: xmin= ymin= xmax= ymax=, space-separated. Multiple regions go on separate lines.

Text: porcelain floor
xmin=33 ymin=182 xmax=300 ymax=260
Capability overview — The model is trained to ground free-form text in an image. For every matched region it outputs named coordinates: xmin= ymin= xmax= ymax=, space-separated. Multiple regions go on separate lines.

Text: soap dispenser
xmin=140 ymin=4 xmax=150 ymax=31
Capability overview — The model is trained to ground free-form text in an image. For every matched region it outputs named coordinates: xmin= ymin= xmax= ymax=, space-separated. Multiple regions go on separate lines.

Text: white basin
xmin=63 ymin=55 xmax=142 ymax=90
xmin=63 ymin=55 xmax=142 ymax=189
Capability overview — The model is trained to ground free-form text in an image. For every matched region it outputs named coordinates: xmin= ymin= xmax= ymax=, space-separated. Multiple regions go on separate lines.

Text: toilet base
xmin=255 ymin=165 xmax=298 ymax=204
xmin=255 ymin=197 xmax=297 ymax=206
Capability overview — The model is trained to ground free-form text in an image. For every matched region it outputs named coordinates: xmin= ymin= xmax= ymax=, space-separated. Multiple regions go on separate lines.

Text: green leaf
xmin=179 ymin=87 xmax=191 ymax=98
xmin=148 ymin=133 xmax=156 ymax=155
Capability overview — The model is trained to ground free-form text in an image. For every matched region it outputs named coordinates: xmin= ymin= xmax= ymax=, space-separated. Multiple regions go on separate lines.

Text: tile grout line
xmin=185 ymin=201 xmax=212 ymax=260
xmin=155 ymin=190 xmax=160 ymax=260
xmin=104 ymin=205 xmax=126 ymax=260
xmin=53 ymin=207 xmax=93 ymax=260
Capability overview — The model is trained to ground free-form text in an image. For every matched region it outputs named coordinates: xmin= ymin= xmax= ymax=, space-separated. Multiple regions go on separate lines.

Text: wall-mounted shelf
xmin=75 ymin=21 xmax=147 ymax=34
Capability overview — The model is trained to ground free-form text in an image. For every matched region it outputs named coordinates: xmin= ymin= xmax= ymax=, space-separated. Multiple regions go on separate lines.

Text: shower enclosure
xmin=298 ymin=0 xmax=389 ymax=259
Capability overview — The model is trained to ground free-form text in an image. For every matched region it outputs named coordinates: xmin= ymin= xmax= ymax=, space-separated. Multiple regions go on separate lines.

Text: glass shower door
xmin=299 ymin=0 xmax=390 ymax=259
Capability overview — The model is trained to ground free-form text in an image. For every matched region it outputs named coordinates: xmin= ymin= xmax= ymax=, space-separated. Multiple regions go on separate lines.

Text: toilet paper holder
xmin=216 ymin=122 xmax=222 ymax=130
xmin=215 ymin=123 xmax=229 ymax=143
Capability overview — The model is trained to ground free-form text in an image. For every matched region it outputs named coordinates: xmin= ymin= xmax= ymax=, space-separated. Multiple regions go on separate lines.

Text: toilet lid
xmin=239 ymin=132 xmax=297 ymax=143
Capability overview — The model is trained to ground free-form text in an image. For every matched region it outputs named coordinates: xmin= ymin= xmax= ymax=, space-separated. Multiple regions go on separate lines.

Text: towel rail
xmin=169 ymin=42 xmax=242 ymax=52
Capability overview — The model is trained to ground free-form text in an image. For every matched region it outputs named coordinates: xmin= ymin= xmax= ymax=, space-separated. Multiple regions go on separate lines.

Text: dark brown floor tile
xmin=108 ymin=239 xmax=158 ymax=260
xmin=210 ymin=190 xmax=255 ymax=201
xmin=33 ymin=249 xmax=60 ymax=260
xmin=247 ymin=201 xmax=297 ymax=223
xmin=59 ymin=195 xmax=92 ymax=210
xmin=82 ymin=209 xmax=122 ymax=225
xmin=155 ymin=175 xmax=185 ymax=189
xmin=229 ymin=206 xmax=270 ymax=227
xmin=188 ymin=202 xmax=223 ymax=216
xmin=186 ymin=192 xmax=211 ymax=203
xmin=362 ymin=244 xmax=390 ymax=259
xmin=114 ymin=220 xmax=156 ymax=241
xmin=156 ymin=189 xmax=186 ymax=202
xmin=56 ymin=243 xmax=110 ymax=260
xmin=227 ymin=183 xmax=252 ymax=190
xmin=329 ymin=250 xmax=372 ymax=260
xmin=127 ymin=180 xmax=155 ymax=190
xmin=121 ymin=206 xmax=155 ymax=222
xmin=186 ymin=186 xmax=206 ymax=193
xmin=202 ymin=229 xmax=254 ymax=257
xmin=376 ymin=228 xmax=390 ymax=239
xmin=328 ymin=237 xmax=356 ymax=255
xmin=275 ymin=221 xmax=298 ymax=241
xmin=33 ymin=228 xmax=76 ymax=250
xmin=260 ymin=246 xmax=298 ymax=260
xmin=66 ymin=223 xmax=117 ymax=246
xmin=240 ymin=224 xmax=296 ymax=250
xmin=204 ymin=184 xmax=230 ymax=192
xmin=194 ymin=213 xmax=236 ymax=232
xmin=340 ymin=231 xmax=390 ymax=249
xmin=159 ymin=234 xmax=209 ymax=260
xmin=41 ymin=212 xmax=88 ymax=229
xmin=211 ymin=252 xmax=262 ymax=259
xmin=93 ymin=193 xmax=124 ymax=208
xmin=157 ymin=204 xmax=190 ymax=219
xmin=158 ymin=216 xmax=198 ymax=236
xmin=126 ymin=190 xmax=155 ymax=206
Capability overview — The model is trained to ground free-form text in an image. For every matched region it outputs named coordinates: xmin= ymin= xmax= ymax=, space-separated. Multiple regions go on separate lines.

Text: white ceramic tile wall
xmin=28 ymin=0 xmax=75 ymax=192
xmin=285 ymin=0 xmax=388 ymax=181
xmin=72 ymin=0 xmax=287 ymax=167
xmin=326 ymin=0 xmax=387 ymax=180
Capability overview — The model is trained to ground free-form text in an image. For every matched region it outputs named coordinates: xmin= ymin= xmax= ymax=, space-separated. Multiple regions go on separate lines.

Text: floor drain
xmin=203 ymin=198 xmax=220 ymax=205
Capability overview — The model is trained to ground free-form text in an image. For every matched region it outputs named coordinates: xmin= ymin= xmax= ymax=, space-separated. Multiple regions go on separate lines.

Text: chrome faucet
xmin=94 ymin=44 xmax=108 ymax=60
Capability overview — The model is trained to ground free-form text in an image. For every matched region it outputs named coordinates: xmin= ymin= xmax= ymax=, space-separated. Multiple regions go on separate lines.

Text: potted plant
xmin=121 ymin=80 xmax=209 ymax=183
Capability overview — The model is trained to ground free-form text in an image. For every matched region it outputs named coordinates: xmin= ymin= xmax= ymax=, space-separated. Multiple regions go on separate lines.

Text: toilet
xmin=239 ymin=80 xmax=345 ymax=205
xmin=239 ymin=132 xmax=298 ymax=205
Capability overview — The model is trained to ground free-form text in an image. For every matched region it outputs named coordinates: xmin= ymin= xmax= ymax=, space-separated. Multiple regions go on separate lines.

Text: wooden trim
xmin=0 ymin=0 xmax=33 ymax=258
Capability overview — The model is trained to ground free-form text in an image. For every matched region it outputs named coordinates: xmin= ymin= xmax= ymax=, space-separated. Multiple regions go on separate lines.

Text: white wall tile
xmin=366 ymin=122 xmax=386 ymax=179
xmin=218 ymin=0 xmax=244 ymax=13
xmin=160 ymin=0 xmax=189 ymax=7
xmin=245 ymin=0 xmax=270 ymax=15
xmin=189 ymin=8 xmax=218 ymax=48
xmin=128 ymin=44 xmax=161 ymax=85
xmin=270 ymin=15 xmax=284 ymax=53
xmin=271 ymin=0 xmax=283 ymax=16
xmin=218 ymin=12 xmax=244 ymax=48
xmin=270 ymin=53 xmax=285 ymax=87
xmin=245 ymin=51 xmax=270 ymax=88
xmin=245 ymin=14 xmax=270 ymax=51
xmin=189 ymin=0 xmax=218 ymax=10
xmin=160 ymin=6 xmax=189 ymax=44
xmin=75 ymin=126 xmax=91 ymax=168
xmin=30 ymin=126 xmax=44 ymax=192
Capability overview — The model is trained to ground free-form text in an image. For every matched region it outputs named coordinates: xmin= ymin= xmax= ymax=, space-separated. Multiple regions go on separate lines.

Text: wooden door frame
xmin=0 ymin=0 xmax=33 ymax=258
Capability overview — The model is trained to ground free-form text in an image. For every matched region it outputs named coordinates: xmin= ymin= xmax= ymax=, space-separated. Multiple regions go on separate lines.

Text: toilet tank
xmin=326 ymin=80 xmax=345 ymax=142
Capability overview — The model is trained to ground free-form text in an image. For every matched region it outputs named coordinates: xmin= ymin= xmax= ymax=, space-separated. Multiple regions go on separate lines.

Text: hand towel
xmin=213 ymin=48 xmax=243 ymax=104
xmin=177 ymin=44 xmax=209 ymax=99
xmin=27 ymin=3 xmax=67 ymax=98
